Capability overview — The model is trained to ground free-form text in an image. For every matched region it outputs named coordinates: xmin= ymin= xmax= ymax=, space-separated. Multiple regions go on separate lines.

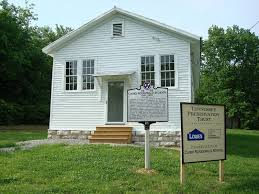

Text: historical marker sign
xmin=127 ymin=85 xmax=168 ymax=122
xmin=128 ymin=83 xmax=168 ymax=170
xmin=181 ymin=103 xmax=226 ymax=163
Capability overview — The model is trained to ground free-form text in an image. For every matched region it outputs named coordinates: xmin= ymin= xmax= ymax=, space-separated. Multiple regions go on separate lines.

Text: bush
xmin=23 ymin=104 xmax=49 ymax=124
xmin=0 ymin=99 xmax=24 ymax=125
xmin=0 ymin=99 xmax=49 ymax=125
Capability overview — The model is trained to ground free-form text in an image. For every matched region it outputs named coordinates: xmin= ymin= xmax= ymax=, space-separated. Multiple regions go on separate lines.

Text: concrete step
xmin=96 ymin=126 xmax=132 ymax=132
xmin=94 ymin=131 xmax=131 ymax=135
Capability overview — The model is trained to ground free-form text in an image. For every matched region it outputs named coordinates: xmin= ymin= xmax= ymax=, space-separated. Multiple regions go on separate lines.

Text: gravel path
xmin=0 ymin=139 xmax=90 ymax=152
xmin=0 ymin=139 xmax=180 ymax=152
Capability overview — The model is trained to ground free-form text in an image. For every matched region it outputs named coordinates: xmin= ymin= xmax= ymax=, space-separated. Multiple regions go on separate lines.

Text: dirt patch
xmin=135 ymin=168 xmax=157 ymax=175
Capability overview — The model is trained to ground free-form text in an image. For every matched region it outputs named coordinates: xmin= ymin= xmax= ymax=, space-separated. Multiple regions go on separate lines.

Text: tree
xmin=0 ymin=0 xmax=72 ymax=124
xmin=197 ymin=25 xmax=259 ymax=129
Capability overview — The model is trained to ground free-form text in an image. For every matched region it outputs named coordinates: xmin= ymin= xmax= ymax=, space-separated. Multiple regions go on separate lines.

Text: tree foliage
xmin=0 ymin=0 xmax=72 ymax=124
xmin=197 ymin=25 xmax=259 ymax=129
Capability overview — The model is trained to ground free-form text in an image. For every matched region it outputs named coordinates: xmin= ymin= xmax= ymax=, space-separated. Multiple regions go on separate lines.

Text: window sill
xmin=64 ymin=89 xmax=97 ymax=93
xmin=111 ymin=35 xmax=124 ymax=39
xmin=160 ymin=86 xmax=178 ymax=90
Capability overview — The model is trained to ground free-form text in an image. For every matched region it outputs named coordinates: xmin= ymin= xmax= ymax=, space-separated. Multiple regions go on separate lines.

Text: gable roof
xmin=42 ymin=7 xmax=200 ymax=55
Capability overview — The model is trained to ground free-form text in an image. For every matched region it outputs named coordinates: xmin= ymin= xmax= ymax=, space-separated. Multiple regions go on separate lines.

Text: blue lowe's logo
xmin=187 ymin=128 xmax=205 ymax=141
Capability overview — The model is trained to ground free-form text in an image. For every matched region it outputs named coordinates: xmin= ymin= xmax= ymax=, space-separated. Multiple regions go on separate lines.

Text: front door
xmin=107 ymin=81 xmax=124 ymax=123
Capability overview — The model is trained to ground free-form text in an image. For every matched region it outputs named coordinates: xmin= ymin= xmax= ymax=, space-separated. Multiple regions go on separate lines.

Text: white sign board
xmin=127 ymin=85 xmax=168 ymax=122
xmin=181 ymin=103 xmax=226 ymax=163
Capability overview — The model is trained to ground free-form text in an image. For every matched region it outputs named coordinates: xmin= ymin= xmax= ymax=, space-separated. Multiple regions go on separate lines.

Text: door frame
xmin=105 ymin=80 xmax=126 ymax=125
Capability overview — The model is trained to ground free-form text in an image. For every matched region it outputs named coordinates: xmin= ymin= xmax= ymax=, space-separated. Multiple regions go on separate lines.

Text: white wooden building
xmin=43 ymin=7 xmax=201 ymax=145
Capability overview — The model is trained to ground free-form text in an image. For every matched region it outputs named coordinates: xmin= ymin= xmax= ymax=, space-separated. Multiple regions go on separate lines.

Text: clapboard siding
xmin=50 ymin=13 xmax=191 ymax=131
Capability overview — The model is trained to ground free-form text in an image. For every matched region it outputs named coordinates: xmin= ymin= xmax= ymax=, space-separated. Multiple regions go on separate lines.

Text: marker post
xmin=139 ymin=121 xmax=156 ymax=169
xmin=219 ymin=160 xmax=224 ymax=182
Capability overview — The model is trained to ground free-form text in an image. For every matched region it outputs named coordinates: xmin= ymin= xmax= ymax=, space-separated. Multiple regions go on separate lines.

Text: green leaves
xmin=197 ymin=25 xmax=259 ymax=129
xmin=0 ymin=0 xmax=72 ymax=124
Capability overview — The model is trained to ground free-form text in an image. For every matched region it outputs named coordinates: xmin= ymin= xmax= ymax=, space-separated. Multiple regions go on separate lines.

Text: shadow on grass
xmin=227 ymin=133 xmax=259 ymax=158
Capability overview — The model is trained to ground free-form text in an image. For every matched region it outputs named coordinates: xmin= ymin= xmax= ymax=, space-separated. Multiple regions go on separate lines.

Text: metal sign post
xmin=139 ymin=121 xmax=156 ymax=169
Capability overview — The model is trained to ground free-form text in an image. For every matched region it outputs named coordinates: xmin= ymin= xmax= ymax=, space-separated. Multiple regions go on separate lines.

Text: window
xmin=82 ymin=59 xmax=95 ymax=90
xmin=141 ymin=56 xmax=155 ymax=86
xmin=161 ymin=55 xmax=175 ymax=87
xmin=65 ymin=60 xmax=77 ymax=90
xmin=113 ymin=23 xmax=123 ymax=37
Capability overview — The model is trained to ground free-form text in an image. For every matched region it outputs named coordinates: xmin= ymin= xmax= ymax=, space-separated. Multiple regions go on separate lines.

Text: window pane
xmin=87 ymin=76 xmax=90 ymax=82
xmin=87 ymin=83 xmax=90 ymax=89
xmin=161 ymin=72 xmax=165 ymax=79
xmin=69 ymin=62 xmax=73 ymax=69
xmin=151 ymin=64 xmax=154 ymax=71
xmin=74 ymin=83 xmax=77 ymax=90
xmin=161 ymin=56 xmax=164 ymax=63
xmin=170 ymin=63 xmax=174 ymax=70
xmin=66 ymin=62 xmax=69 ymax=69
xmin=140 ymin=57 xmax=144 ymax=65
xmin=74 ymin=67 xmax=77 ymax=75
xmin=91 ymin=76 xmax=94 ymax=82
xmin=141 ymin=65 xmax=145 ymax=72
xmin=165 ymin=55 xmax=169 ymax=63
xmin=142 ymin=73 xmax=145 ymax=80
xmin=83 ymin=68 xmax=86 ymax=74
xmin=70 ymin=84 xmax=73 ymax=90
xmin=171 ymin=79 xmax=175 ymax=86
xmin=146 ymin=64 xmax=150 ymax=71
xmin=150 ymin=56 xmax=154 ymax=63
xmin=83 ymin=76 xmax=86 ymax=83
xmin=161 ymin=64 xmax=165 ymax=71
xmin=146 ymin=57 xmax=149 ymax=64
xmin=170 ymin=71 xmax=175 ymax=79
xmin=87 ymin=60 xmax=90 ymax=67
xmin=170 ymin=55 xmax=174 ymax=63
xmin=66 ymin=84 xmax=69 ymax=90
xmin=91 ymin=83 xmax=94 ymax=89
xmin=161 ymin=80 xmax=165 ymax=87
xmin=166 ymin=80 xmax=170 ymax=86
xmin=83 ymin=83 xmax=86 ymax=90
xmin=146 ymin=73 xmax=150 ymax=79
xmin=166 ymin=72 xmax=170 ymax=79
xmin=90 ymin=68 xmax=94 ymax=74
xmin=151 ymin=72 xmax=154 ymax=79
xmin=66 ymin=77 xmax=69 ymax=84
xmin=87 ymin=68 xmax=90 ymax=74
xmin=166 ymin=64 xmax=169 ymax=70
xmin=91 ymin=60 xmax=94 ymax=67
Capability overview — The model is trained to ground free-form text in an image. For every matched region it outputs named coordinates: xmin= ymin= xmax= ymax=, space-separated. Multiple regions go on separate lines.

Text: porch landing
xmin=88 ymin=125 xmax=132 ymax=144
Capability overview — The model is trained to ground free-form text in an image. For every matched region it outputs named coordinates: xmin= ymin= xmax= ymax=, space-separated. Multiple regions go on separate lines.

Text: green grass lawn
xmin=0 ymin=127 xmax=47 ymax=148
xmin=0 ymin=129 xmax=258 ymax=193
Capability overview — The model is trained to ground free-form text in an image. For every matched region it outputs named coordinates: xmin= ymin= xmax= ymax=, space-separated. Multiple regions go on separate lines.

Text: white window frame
xmin=82 ymin=59 xmax=95 ymax=91
xmin=140 ymin=55 xmax=155 ymax=86
xmin=159 ymin=54 xmax=178 ymax=89
xmin=111 ymin=20 xmax=125 ymax=38
xmin=64 ymin=60 xmax=78 ymax=91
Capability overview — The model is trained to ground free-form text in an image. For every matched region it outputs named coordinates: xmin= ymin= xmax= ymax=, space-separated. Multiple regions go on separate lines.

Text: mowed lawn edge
xmin=0 ymin=126 xmax=47 ymax=148
xmin=0 ymin=129 xmax=258 ymax=193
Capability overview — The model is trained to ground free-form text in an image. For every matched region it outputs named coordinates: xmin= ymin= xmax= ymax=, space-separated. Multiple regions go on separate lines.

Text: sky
xmin=8 ymin=0 xmax=259 ymax=38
